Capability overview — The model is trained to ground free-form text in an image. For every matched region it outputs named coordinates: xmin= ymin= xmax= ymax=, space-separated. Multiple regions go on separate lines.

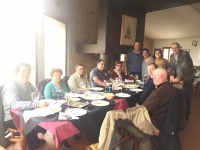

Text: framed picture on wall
xmin=120 ymin=15 xmax=137 ymax=46
xmin=182 ymin=49 xmax=190 ymax=53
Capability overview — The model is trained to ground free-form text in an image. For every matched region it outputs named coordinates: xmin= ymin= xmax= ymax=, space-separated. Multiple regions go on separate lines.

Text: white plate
xmin=129 ymin=89 xmax=143 ymax=92
xmin=65 ymin=93 xmax=80 ymax=98
xmin=48 ymin=105 xmax=62 ymax=113
xmin=125 ymin=84 xmax=138 ymax=89
xmin=115 ymin=93 xmax=131 ymax=98
xmin=65 ymin=108 xmax=87 ymax=116
xmin=71 ymin=97 xmax=81 ymax=102
xmin=80 ymin=94 xmax=105 ymax=101
xmin=39 ymin=99 xmax=56 ymax=105
xmin=91 ymin=100 xmax=109 ymax=106
xmin=90 ymin=87 xmax=104 ymax=91
xmin=57 ymin=100 xmax=67 ymax=105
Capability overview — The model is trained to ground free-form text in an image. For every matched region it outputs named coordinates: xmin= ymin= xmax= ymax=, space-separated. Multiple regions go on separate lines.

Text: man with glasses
xmin=2 ymin=63 xmax=48 ymax=150
xmin=167 ymin=42 xmax=194 ymax=120
xmin=90 ymin=59 xmax=114 ymax=87
xmin=68 ymin=64 xmax=91 ymax=93
xmin=126 ymin=41 xmax=143 ymax=80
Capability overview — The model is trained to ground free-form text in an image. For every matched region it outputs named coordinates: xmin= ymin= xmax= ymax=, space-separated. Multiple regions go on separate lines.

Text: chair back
xmin=62 ymin=76 xmax=70 ymax=87
xmin=0 ymin=85 xmax=6 ymax=147
xmin=37 ymin=79 xmax=51 ymax=97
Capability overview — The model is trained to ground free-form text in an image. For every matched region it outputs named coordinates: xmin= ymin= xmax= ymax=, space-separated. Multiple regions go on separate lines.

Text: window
xmin=0 ymin=0 xmax=41 ymax=86
xmin=44 ymin=16 xmax=67 ymax=78
xmin=163 ymin=47 xmax=173 ymax=60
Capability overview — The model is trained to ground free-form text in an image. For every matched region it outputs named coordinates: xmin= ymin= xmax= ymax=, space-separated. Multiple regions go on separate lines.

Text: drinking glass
xmin=31 ymin=91 xmax=40 ymax=102
xmin=103 ymin=80 xmax=108 ymax=92
xmin=134 ymin=74 xmax=139 ymax=80
xmin=65 ymin=92 xmax=71 ymax=110
xmin=55 ymin=86 xmax=61 ymax=100
xmin=119 ymin=81 xmax=124 ymax=93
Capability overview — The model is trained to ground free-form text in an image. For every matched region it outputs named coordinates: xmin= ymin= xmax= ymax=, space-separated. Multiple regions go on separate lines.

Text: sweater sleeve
xmin=138 ymin=79 xmax=155 ymax=104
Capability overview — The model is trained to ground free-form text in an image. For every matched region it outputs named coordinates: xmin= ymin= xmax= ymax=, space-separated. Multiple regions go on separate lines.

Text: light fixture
xmin=120 ymin=54 xmax=125 ymax=61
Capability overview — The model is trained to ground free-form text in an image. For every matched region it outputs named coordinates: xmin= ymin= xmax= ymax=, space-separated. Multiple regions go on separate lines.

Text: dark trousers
xmin=4 ymin=120 xmax=46 ymax=149
xmin=130 ymin=71 xmax=142 ymax=80
xmin=184 ymin=79 xmax=193 ymax=117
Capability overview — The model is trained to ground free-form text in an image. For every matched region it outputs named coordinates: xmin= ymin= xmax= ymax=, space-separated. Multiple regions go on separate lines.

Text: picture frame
xmin=120 ymin=15 xmax=137 ymax=46
xmin=182 ymin=49 xmax=190 ymax=53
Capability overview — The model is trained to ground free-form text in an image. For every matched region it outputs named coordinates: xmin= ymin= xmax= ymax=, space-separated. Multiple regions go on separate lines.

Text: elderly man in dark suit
xmin=167 ymin=42 xmax=194 ymax=120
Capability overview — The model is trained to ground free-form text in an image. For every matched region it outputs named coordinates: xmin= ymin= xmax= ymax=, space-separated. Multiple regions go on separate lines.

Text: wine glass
xmin=31 ymin=91 xmax=40 ymax=102
xmin=103 ymin=80 xmax=108 ymax=92
xmin=55 ymin=86 xmax=61 ymax=100
xmin=119 ymin=81 xmax=124 ymax=93
xmin=65 ymin=92 xmax=71 ymax=110
xmin=134 ymin=74 xmax=139 ymax=80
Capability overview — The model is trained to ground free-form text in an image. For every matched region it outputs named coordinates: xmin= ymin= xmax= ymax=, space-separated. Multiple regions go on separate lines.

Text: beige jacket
xmin=98 ymin=105 xmax=158 ymax=150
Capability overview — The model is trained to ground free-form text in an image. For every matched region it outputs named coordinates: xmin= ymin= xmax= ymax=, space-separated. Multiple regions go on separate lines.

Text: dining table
xmin=10 ymin=89 xmax=141 ymax=150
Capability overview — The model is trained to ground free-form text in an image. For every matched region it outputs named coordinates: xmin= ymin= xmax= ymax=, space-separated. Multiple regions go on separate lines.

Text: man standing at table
xmin=143 ymin=68 xmax=177 ymax=130
xmin=2 ymin=63 xmax=48 ymax=150
xmin=126 ymin=41 xmax=143 ymax=80
xmin=68 ymin=64 xmax=91 ymax=93
xmin=90 ymin=59 xmax=114 ymax=87
xmin=168 ymin=42 xmax=194 ymax=120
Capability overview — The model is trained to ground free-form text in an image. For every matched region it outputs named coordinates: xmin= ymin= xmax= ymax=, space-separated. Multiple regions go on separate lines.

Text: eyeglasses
xmin=116 ymin=65 xmax=122 ymax=67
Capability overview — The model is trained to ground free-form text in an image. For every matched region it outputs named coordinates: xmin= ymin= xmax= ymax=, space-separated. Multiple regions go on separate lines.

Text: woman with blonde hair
xmin=44 ymin=68 xmax=69 ymax=99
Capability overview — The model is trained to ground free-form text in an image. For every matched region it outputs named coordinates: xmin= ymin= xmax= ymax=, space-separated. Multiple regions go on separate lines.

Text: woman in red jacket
xmin=110 ymin=61 xmax=128 ymax=81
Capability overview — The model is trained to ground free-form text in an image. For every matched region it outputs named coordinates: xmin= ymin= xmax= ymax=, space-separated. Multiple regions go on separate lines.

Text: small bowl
xmin=103 ymin=93 xmax=115 ymax=100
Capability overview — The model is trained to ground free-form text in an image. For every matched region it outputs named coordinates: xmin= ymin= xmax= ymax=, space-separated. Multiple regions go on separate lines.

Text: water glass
xmin=31 ymin=91 xmax=40 ymax=102
xmin=55 ymin=86 xmax=61 ymax=100
xmin=65 ymin=92 xmax=71 ymax=109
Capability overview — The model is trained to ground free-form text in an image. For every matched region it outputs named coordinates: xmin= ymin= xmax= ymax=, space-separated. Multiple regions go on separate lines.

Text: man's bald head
xmin=152 ymin=68 xmax=168 ymax=86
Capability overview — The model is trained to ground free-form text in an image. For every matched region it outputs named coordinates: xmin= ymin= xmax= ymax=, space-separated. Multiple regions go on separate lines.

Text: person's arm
xmin=176 ymin=52 xmax=193 ymax=81
xmin=126 ymin=53 xmax=130 ymax=72
xmin=44 ymin=83 xmax=53 ymax=99
xmin=92 ymin=76 xmax=105 ymax=87
xmin=3 ymin=88 xmax=47 ymax=110
xmin=137 ymin=79 xmax=155 ymax=104
xmin=167 ymin=57 xmax=175 ymax=82
xmin=109 ymin=78 xmax=114 ymax=83
xmin=110 ymin=71 xmax=116 ymax=79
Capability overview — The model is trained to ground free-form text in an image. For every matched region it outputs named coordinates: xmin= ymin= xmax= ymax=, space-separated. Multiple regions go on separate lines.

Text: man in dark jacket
xmin=137 ymin=63 xmax=157 ymax=104
xmin=167 ymin=42 xmax=194 ymax=119
xmin=143 ymin=68 xmax=177 ymax=129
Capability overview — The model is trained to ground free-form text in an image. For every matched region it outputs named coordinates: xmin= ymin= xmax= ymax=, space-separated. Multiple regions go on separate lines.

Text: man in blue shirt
xmin=90 ymin=59 xmax=113 ymax=87
xmin=126 ymin=41 xmax=143 ymax=79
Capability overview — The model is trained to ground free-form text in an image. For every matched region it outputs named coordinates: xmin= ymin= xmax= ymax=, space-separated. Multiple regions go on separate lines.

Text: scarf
xmin=114 ymin=69 xmax=122 ymax=80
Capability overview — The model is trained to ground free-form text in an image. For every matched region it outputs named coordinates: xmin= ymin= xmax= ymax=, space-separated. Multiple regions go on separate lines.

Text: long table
xmin=10 ymin=91 xmax=140 ymax=150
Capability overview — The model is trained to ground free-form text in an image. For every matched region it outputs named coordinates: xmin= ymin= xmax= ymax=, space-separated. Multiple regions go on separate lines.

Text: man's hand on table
xmin=39 ymin=101 xmax=49 ymax=108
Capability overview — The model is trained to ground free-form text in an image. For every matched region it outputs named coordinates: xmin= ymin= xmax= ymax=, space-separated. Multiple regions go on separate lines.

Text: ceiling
xmin=145 ymin=3 xmax=200 ymax=40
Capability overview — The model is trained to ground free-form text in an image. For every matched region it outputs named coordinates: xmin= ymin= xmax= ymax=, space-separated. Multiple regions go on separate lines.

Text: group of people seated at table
xmin=0 ymin=42 xmax=194 ymax=149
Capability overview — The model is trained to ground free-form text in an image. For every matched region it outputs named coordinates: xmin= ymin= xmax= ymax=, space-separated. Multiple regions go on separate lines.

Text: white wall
xmin=153 ymin=38 xmax=200 ymax=66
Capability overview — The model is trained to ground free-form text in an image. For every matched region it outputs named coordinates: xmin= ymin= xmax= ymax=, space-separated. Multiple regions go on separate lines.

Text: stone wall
xmin=143 ymin=36 xmax=154 ymax=55
xmin=72 ymin=0 xmax=100 ymax=74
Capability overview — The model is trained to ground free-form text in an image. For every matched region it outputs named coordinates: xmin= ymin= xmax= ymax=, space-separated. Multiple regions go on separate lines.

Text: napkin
xmin=23 ymin=104 xmax=62 ymax=123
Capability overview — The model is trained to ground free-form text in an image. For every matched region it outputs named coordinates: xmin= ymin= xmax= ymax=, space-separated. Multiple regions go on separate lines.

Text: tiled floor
xmin=6 ymin=98 xmax=200 ymax=150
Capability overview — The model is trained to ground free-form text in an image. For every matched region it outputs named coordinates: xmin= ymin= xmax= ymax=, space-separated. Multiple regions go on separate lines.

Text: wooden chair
xmin=85 ymin=129 xmax=159 ymax=150
xmin=6 ymin=128 xmax=20 ymax=143
xmin=0 ymin=146 xmax=6 ymax=150
xmin=192 ymin=82 xmax=200 ymax=100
